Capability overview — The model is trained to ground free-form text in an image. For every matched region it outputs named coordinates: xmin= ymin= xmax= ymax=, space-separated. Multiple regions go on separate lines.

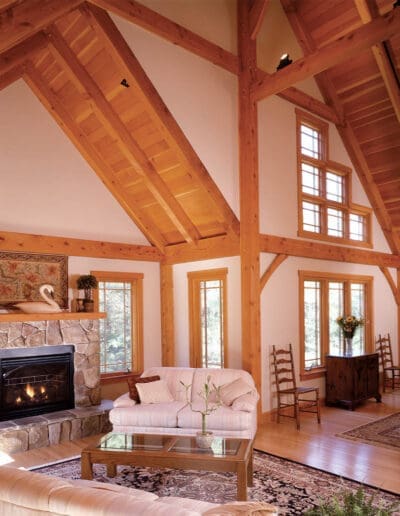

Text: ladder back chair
xmin=272 ymin=343 xmax=321 ymax=430
xmin=376 ymin=334 xmax=400 ymax=392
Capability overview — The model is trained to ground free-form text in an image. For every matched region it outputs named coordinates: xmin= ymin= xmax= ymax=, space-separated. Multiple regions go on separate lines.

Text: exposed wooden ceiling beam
xmin=0 ymin=0 xmax=83 ymax=54
xmin=249 ymin=0 xmax=270 ymax=40
xmin=253 ymin=7 xmax=400 ymax=101
xmin=260 ymin=234 xmax=400 ymax=268
xmin=354 ymin=0 xmax=400 ymax=124
xmin=87 ymin=0 xmax=337 ymax=125
xmin=163 ymin=235 xmax=240 ymax=264
xmin=23 ymin=62 xmax=168 ymax=251
xmin=281 ymin=1 xmax=400 ymax=255
xmin=84 ymin=4 xmax=241 ymax=240
xmin=0 ymin=65 xmax=22 ymax=90
xmin=0 ymin=230 xmax=163 ymax=261
xmin=47 ymin=26 xmax=200 ymax=246
xmin=0 ymin=31 xmax=48 ymax=76
xmin=87 ymin=0 xmax=239 ymax=74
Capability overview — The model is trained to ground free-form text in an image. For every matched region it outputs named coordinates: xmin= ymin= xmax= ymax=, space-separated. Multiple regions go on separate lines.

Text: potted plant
xmin=181 ymin=375 xmax=221 ymax=448
xmin=76 ymin=274 xmax=98 ymax=313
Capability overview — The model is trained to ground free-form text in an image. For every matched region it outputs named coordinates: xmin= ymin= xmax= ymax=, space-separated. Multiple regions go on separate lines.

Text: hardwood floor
xmin=2 ymin=392 xmax=399 ymax=496
xmin=255 ymin=391 xmax=400 ymax=495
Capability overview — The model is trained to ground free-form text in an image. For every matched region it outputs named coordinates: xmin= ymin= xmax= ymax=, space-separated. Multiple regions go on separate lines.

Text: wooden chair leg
xmin=276 ymin=393 xmax=281 ymax=423
xmin=316 ymin=391 xmax=321 ymax=424
xmin=294 ymin=393 xmax=300 ymax=430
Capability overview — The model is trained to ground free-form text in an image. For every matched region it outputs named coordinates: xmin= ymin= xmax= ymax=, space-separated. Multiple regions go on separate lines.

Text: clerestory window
xmin=296 ymin=109 xmax=372 ymax=246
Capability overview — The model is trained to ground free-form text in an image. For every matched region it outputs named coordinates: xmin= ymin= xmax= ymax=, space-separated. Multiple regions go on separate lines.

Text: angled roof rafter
xmin=253 ymin=6 xmax=400 ymax=101
xmin=281 ymin=1 xmax=400 ymax=255
xmin=83 ymin=3 xmax=241 ymax=240
xmin=46 ymin=24 xmax=201 ymax=246
xmin=23 ymin=60 xmax=168 ymax=251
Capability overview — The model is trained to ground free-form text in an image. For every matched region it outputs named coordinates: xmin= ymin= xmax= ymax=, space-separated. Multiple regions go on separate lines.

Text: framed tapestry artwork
xmin=0 ymin=252 xmax=68 ymax=308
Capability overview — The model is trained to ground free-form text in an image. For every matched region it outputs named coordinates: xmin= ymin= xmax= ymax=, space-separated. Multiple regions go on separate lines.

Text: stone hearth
xmin=0 ymin=315 xmax=111 ymax=453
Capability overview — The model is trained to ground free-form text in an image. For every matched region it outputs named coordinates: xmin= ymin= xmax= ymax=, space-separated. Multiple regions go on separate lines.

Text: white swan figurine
xmin=13 ymin=284 xmax=62 ymax=313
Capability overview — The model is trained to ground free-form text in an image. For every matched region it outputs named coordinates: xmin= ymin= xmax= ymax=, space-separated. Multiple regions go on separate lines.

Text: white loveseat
xmin=110 ymin=367 xmax=259 ymax=439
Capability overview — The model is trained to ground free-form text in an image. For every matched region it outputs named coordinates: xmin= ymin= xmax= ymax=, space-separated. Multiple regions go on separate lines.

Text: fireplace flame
xmin=16 ymin=396 xmax=22 ymax=404
xmin=40 ymin=386 xmax=46 ymax=395
xmin=25 ymin=384 xmax=35 ymax=399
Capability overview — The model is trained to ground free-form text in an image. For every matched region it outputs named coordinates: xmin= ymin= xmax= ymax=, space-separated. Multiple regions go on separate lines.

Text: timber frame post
xmin=238 ymin=1 xmax=261 ymax=396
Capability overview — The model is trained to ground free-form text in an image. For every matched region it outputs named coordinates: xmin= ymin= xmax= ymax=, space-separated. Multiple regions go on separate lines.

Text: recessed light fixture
xmin=276 ymin=53 xmax=293 ymax=71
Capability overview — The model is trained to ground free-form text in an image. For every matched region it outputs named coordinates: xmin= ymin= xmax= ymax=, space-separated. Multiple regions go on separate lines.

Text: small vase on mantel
xmin=344 ymin=337 xmax=353 ymax=357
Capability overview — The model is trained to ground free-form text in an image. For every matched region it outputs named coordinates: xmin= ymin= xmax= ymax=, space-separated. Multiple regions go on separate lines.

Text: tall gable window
xmin=188 ymin=268 xmax=228 ymax=369
xmin=296 ymin=110 xmax=371 ymax=246
xmin=92 ymin=271 xmax=143 ymax=377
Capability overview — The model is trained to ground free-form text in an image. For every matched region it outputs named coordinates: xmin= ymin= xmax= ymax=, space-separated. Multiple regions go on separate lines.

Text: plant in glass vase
xmin=336 ymin=315 xmax=364 ymax=356
xmin=180 ymin=375 xmax=221 ymax=448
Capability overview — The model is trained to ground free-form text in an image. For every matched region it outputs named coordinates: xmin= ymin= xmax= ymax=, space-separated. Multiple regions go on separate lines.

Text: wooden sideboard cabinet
xmin=325 ymin=353 xmax=381 ymax=410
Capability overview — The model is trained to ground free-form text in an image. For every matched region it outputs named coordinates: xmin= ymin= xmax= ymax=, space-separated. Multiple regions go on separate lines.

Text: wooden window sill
xmin=300 ymin=368 xmax=326 ymax=381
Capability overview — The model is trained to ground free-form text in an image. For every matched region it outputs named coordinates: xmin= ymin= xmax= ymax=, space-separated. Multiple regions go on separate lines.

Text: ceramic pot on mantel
xmin=344 ymin=337 xmax=353 ymax=357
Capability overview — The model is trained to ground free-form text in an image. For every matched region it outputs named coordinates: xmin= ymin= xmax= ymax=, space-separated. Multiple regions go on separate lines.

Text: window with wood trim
xmin=92 ymin=271 xmax=143 ymax=377
xmin=299 ymin=271 xmax=373 ymax=377
xmin=188 ymin=268 xmax=228 ymax=369
xmin=296 ymin=110 xmax=372 ymax=246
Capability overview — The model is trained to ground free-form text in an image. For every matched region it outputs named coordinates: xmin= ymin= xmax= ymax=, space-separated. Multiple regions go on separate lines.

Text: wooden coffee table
xmin=81 ymin=433 xmax=253 ymax=501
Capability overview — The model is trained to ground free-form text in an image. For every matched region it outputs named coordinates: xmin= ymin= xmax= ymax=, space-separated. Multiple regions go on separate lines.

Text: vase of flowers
xmin=180 ymin=375 xmax=221 ymax=448
xmin=336 ymin=315 xmax=364 ymax=356
xmin=76 ymin=274 xmax=98 ymax=313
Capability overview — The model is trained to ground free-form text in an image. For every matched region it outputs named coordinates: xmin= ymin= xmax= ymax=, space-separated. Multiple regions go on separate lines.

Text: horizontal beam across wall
xmin=260 ymin=233 xmax=400 ymax=268
xmin=0 ymin=231 xmax=163 ymax=262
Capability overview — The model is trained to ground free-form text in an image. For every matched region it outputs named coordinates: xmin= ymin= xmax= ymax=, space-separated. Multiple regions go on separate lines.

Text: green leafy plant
xmin=180 ymin=375 xmax=221 ymax=434
xmin=77 ymin=274 xmax=98 ymax=300
xmin=305 ymin=487 xmax=399 ymax=516
xmin=336 ymin=315 xmax=364 ymax=339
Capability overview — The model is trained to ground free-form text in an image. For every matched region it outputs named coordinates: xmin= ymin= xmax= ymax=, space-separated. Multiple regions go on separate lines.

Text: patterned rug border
xmin=335 ymin=412 xmax=400 ymax=452
xmin=253 ymin=448 xmax=399 ymax=498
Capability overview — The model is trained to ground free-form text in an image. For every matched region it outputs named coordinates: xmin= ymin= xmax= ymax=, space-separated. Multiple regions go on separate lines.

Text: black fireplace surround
xmin=0 ymin=345 xmax=75 ymax=421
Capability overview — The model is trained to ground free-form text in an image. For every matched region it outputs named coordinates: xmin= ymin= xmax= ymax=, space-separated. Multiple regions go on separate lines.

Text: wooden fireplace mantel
xmin=0 ymin=312 xmax=106 ymax=322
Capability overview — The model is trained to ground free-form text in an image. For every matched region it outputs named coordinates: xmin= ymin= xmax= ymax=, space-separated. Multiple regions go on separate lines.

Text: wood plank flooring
xmin=2 ymin=392 xmax=399 ymax=495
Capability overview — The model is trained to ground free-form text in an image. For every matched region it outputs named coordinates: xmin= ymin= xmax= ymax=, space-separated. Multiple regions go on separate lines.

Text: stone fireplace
xmin=0 ymin=318 xmax=101 ymax=408
xmin=0 ymin=314 xmax=111 ymax=454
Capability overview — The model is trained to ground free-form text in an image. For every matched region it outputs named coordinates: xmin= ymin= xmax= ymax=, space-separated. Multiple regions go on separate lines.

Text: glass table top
xmin=97 ymin=433 xmax=242 ymax=456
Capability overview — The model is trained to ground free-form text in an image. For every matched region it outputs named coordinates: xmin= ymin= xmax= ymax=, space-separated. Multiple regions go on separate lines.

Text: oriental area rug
xmin=33 ymin=450 xmax=400 ymax=515
xmin=337 ymin=412 xmax=400 ymax=451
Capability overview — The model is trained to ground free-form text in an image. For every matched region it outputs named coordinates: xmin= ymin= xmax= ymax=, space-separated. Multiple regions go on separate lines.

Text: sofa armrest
xmin=231 ymin=391 xmax=259 ymax=412
xmin=113 ymin=392 xmax=137 ymax=408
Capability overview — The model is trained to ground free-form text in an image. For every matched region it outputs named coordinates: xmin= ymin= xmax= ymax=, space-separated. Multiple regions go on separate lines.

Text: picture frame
xmin=0 ymin=252 xmax=68 ymax=308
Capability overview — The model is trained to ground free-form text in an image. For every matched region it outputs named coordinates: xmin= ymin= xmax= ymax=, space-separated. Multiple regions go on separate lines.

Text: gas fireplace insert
xmin=0 ymin=345 xmax=75 ymax=421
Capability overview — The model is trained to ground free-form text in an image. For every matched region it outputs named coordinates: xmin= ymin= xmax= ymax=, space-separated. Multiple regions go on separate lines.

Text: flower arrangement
xmin=180 ymin=375 xmax=221 ymax=435
xmin=336 ymin=315 xmax=364 ymax=339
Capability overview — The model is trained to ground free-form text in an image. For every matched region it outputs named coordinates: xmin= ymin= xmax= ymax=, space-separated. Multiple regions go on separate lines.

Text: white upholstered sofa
xmin=110 ymin=367 xmax=259 ymax=439
xmin=0 ymin=466 xmax=278 ymax=515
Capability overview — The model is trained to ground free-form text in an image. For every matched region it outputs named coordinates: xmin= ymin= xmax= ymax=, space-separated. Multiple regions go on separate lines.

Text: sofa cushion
xmin=190 ymin=369 xmax=255 ymax=404
xmin=231 ymin=392 xmax=259 ymax=412
xmin=142 ymin=367 xmax=195 ymax=402
xmin=69 ymin=479 xmax=158 ymax=501
xmin=110 ymin=401 xmax=187 ymax=428
xmin=219 ymin=378 xmax=254 ymax=406
xmin=127 ymin=375 xmax=160 ymax=402
xmin=136 ymin=379 xmax=174 ymax=404
xmin=177 ymin=403 xmax=253 ymax=432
